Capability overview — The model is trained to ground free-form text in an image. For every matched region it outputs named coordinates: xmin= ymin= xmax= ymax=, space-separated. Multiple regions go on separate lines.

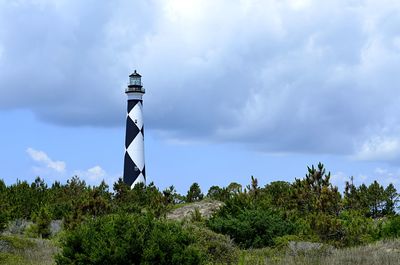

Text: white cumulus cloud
xmin=354 ymin=136 xmax=400 ymax=161
xmin=3 ymin=0 xmax=400 ymax=164
xmin=73 ymin=165 xmax=107 ymax=182
xmin=26 ymin=148 xmax=116 ymax=184
xmin=26 ymin=147 xmax=66 ymax=172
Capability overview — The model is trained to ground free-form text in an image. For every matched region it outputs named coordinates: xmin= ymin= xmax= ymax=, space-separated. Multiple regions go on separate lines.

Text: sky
xmin=1 ymin=0 xmax=400 ymax=194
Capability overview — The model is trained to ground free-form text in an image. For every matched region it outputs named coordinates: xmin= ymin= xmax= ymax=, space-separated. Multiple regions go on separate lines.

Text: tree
xmin=227 ymin=182 xmax=242 ymax=195
xmin=383 ymin=183 xmax=398 ymax=216
xmin=247 ymin=176 xmax=260 ymax=198
xmin=290 ymin=163 xmax=342 ymax=242
xmin=291 ymin=163 xmax=341 ymax=215
xmin=80 ymin=180 xmax=111 ymax=218
xmin=262 ymin=181 xmax=292 ymax=210
xmin=8 ymin=180 xmax=35 ymax=219
xmin=163 ymin=185 xmax=182 ymax=205
xmin=206 ymin=186 xmax=229 ymax=202
xmin=186 ymin=183 xmax=203 ymax=203
xmin=0 ymin=179 xmax=9 ymax=231
xmin=367 ymin=181 xmax=385 ymax=218
xmin=113 ymin=178 xmax=130 ymax=203
xmin=33 ymin=205 xmax=52 ymax=238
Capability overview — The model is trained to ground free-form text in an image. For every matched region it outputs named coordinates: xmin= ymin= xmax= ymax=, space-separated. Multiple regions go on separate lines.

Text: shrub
xmin=382 ymin=215 xmax=400 ymax=238
xmin=56 ymin=214 xmax=206 ymax=265
xmin=187 ymin=224 xmax=239 ymax=264
xmin=207 ymin=208 xmax=295 ymax=248
xmin=339 ymin=210 xmax=378 ymax=247
xmin=31 ymin=206 xmax=52 ymax=238
xmin=0 ymin=211 xmax=8 ymax=232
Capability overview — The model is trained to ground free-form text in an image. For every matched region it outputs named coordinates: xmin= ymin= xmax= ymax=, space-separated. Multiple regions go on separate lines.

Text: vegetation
xmin=56 ymin=214 xmax=205 ymax=265
xmin=0 ymin=235 xmax=57 ymax=265
xmin=1 ymin=162 xmax=400 ymax=264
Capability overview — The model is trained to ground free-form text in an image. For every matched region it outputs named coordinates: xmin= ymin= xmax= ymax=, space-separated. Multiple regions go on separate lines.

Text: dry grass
xmin=239 ymin=239 xmax=400 ymax=265
xmin=0 ymin=235 xmax=58 ymax=265
xmin=2 ymin=233 xmax=400 ymax=265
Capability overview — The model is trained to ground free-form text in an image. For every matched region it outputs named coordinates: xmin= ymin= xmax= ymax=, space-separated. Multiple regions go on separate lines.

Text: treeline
xmin=1 ymin=163 xmax=400 ymax=264
xmin=207 ymin=163 xmax=400 ymax=248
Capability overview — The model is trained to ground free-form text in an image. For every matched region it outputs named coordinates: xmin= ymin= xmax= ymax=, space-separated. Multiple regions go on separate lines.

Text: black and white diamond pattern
xmin=123 ymin=99 xmax=145 ymax=188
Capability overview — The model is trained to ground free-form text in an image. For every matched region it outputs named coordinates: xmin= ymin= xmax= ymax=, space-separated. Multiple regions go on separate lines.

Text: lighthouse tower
xmin=123 ymin=70 xmax=146 ymax=188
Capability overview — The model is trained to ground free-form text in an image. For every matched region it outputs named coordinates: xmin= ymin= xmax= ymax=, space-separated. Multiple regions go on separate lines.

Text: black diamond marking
xmin=125 ymin=117 xmax=140 ymax=148
xmin=123 ymin=153 xmax=140 ymax=186
xmin=141 ymin=166 xmax=146 ymax=178
xmin=140 ymin=127 xmax=144 ymax=136
xmin=127 ymin=100 xmax=140 ymax=113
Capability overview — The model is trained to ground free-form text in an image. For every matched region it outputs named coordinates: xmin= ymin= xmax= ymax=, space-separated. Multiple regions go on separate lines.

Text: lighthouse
xmin=123 ymin=70 xmax=146 ymax=188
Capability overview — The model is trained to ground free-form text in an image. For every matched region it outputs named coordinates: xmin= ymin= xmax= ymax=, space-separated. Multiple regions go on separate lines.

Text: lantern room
xmin=126 ymin=70 xmax=145 ymax=93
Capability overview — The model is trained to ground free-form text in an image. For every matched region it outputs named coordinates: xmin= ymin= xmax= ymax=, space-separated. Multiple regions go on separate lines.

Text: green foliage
xmin=338 ymin=210 xmax=378 ymax=246
xmin=261 ymin=181 xmax=292 ymax=210
xmin=0 ymin=252 xmax=25 ymax=265
xmin=0 ymin=235 xmax=35 ymax=249
xmin=8 ymin=180 xmax=36 ymax=219
xmin=382 ymin=215 xmax=400 ymax=238
xmin=291 ymin=162 xmax=341 ymax=216
xmin=344 ymin=179 xmax=398 ymax=218
xmin=383 ymin=183 xmax=398 ymax=216
xmin=208 ymin=208 xmax=296 ymax=248
xmin=30 ymin=205 xmax=52 ymax=238
xmin=206 ymin=163 xmax=399 ymax=248
xmin=227 ymin=182 xmax=243 ymax=195
xmin=186 ymin=224 xmax=239 ymax=264
xmin=0 ymin=179 xmax=9 ymax=232
xmin=2 ymin=161 xmax=400 ymax=263
xmin=207 ymin=185 xmax=230 ymax=202
xmin=163 ymin=185 xmax=183 ymax=204
xmin=273 ymin=235 xmax=303 ymax=249
xmin=0 ymin=212 xmax=7 ymax=232
xmin=56 ymin=214 xmax=205 ymax=265
xmin=112 ymin=179 xmax=171 ymax=217
xmin=367 ymin=181 xmax=386 ymax=218
xmin=142 ymin=221 xmax=205 ymax=265
xmin=307 ymin=213 xmax=342 ymax=243
xmin=190 ymin=207 xmax=203 ymax=223
xmin=0 ymin=235 xmax=57 ymax=265
xmin=187 ymin=182 xmax=204 ymax=203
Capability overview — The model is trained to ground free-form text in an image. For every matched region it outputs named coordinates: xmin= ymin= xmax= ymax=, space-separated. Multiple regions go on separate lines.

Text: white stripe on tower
xmin=123 ymin=70 xmax=146 ymax=188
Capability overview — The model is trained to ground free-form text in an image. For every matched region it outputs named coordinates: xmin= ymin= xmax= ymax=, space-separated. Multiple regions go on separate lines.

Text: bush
xmin=382 ymin=215 xmax=400 ymax=238
xmin=207 ymin=208 xmax=295 ymax=248
xmin=31 ymin=206 xmax=52 ymax=238
xmin=339 ymin=210 xmax=378 ymax=246
xmin=0 ymin=211 xmax=8 ymax=232
xmin=187 ymin=224 xmax=239 ymax=264
xmin=56 ymin=214 xmax=206 ymax=265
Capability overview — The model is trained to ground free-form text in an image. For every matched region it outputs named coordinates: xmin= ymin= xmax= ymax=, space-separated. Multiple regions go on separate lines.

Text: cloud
xmin=26 ymin=147 xmax=66 ymax=173
xmin=373 ymin=167 xmax=400 ymax=185
xmin=27 ymin=147 xmax=116 ymax=184
xmin=3 ymin=1 xmax=400 ymax=162
xmin=73 ymin=166 xmax=107 ymax=182
xmin=354 ymin=136 xmax=400 ymax=161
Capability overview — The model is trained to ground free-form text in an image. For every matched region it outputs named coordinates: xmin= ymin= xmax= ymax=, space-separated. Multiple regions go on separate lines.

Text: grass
xmin=238 ymin=239 xmax=400 ymax=265
xmin=1 ymin=232 xmax=400 ymax=265
xmin=0 ymin=235 xmax=58 ymax=265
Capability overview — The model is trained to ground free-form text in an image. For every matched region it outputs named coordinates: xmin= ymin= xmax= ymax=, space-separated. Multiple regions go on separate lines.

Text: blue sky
xmin=1 ymin=0 xmax=400 ymax=194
